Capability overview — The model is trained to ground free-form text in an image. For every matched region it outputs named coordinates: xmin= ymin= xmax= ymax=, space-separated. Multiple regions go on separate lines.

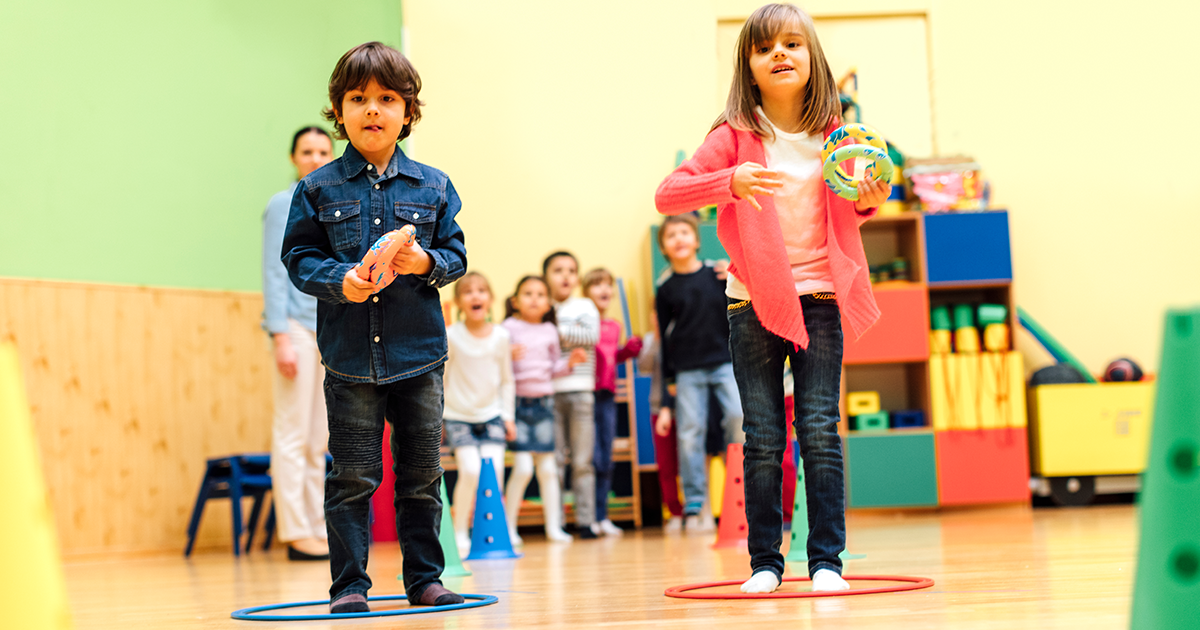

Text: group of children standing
xmin=278 ymin=1 xmax=891 ymax=613
xmin=443 ymin=252 xmax=643 ymax=552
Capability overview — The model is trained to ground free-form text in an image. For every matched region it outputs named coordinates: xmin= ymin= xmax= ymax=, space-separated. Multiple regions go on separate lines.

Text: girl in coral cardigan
xmin=655 ymin=3 xmax=891 ymax=594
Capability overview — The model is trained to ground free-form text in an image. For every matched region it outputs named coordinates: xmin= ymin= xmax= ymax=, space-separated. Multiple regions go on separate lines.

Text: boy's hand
xmin=655 ymin=407 xmax=673 ymax=437
xmin=712 ymin=259 xmax=730 ymax=281
xmin=342 ymin=267 xmax=374 ymax=303
xmin=854 ymin=176 xmax=892 ymax=211
xmin=505 ymin=420 xmax=517 ymax=442
xmin=511 ymin=344 xmax=527 ymax=361
xmin=731 ymin=162 xmax=782 ymax=212
xmin=389 ymin=240 xmax=434 ymax=276
xmin=568 ymin=347 xmax=589 ymax=367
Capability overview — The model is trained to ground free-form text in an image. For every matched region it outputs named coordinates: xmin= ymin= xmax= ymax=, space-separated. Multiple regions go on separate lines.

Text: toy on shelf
xmin=890 ymin=410 xmax=925 ymax=428
xmin=847 ymin=391 xmax=881 ymax=416
xmin=953 ymin=304 xmax=980 ymax=353
xmin=821 ymin=123 xmax=895 ymax=201
xmin=905 ymin=157 xmax=990 ymax=213
xmin=930 ymin=305 xmax=952 ymax=354
xmin=869 ymin=258 xmax=909 ymax=284
xmin=855 ymin=411 xmax=889 ymax=432
xmin=977 ymin=304 xmax=1009 ymax=352
xmin=1102 ymin=357 xmax=1145 ymax=382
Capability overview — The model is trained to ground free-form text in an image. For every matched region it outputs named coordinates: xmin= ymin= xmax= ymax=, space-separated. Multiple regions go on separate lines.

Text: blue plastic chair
xmin=184 ymin=454 xmax=276 ymax=557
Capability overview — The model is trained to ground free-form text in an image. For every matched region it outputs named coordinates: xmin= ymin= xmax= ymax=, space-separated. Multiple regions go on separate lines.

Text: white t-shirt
xmin=552 ymin=296 xmax=599 ymax=393
xmin=443 ymin=321 xmax=515 ymax=423
xmin=727 ymin=108 xmax=836 ymax=300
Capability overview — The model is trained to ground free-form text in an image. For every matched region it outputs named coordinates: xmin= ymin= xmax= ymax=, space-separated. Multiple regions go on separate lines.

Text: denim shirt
xmin=281 ymin=143 xmax=467 ymax=384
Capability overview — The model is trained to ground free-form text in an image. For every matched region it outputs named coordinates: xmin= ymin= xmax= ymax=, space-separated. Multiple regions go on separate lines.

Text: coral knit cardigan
xmin=655 ymin=120 xmax=881 ymax=349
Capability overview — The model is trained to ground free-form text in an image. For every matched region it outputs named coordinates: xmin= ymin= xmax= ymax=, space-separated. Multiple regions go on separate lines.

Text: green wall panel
xmin=649 ymin=221 xmax=728 ymax=286
xmin=0 ymin=0 xmax=401 ymax=290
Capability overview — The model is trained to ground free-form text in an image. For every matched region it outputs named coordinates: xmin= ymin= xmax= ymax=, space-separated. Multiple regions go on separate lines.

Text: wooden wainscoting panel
xmin=0 ymin=278 xmax=275 ymax=555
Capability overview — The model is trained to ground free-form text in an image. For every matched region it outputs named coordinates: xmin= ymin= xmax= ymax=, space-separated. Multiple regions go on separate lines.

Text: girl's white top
xmin=727 ymin=107 xmax=836 ymax=300
xmin=443 ymin=321 xmax=515 ymax=423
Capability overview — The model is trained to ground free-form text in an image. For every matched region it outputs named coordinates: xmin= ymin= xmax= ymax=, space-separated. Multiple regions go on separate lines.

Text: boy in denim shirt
xmin=282 ymin=41 xmax=467 ymax=614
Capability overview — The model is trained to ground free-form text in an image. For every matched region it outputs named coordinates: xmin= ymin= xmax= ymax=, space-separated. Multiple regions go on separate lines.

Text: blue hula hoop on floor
xmin=230 ymin=593 xmax=499 ymax=621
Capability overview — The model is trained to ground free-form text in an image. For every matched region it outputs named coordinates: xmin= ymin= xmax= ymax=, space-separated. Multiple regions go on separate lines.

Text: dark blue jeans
xmin=323 ymin=367 xmax=446 ymax=602
xmin=593 ymin=390 xmax=617 ymax=522
xmin=727 ymin=294 xmax=845 ymax=579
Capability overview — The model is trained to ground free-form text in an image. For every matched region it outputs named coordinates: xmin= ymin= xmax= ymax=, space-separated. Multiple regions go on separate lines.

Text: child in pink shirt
xmin=582 ymin=268 xmax=643 ymax=536
xmin=501 ymin=275 xmax=586 ymax=544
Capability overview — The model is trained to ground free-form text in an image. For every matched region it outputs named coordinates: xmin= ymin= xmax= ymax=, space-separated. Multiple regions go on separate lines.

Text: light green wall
xmin=0 ymin=0 xmax=401 ymax=291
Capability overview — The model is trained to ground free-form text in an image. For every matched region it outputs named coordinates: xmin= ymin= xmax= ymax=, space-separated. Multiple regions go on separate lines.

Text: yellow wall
xmin=406 ymin=0 xmax=1199 ymax=372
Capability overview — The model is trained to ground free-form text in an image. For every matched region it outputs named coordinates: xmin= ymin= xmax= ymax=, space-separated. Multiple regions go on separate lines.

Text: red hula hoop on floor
xmin=664 ymin=575 xmax=935 ymax=599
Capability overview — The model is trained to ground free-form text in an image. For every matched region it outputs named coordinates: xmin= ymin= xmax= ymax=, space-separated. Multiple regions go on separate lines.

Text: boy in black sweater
xmin=654 ymin=214 xmax=744 ymax=532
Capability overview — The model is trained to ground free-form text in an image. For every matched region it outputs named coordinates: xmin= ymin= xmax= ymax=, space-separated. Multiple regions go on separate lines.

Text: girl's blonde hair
xmin=452 ymin=272 xmax=493 ymax=321
xmin=453 ymin=271 xmax=492 ymax=301
xmin=582 ymin=267 xmax=614 ymax=292
xmin=713 ymin=3 xmax=840 ymax=139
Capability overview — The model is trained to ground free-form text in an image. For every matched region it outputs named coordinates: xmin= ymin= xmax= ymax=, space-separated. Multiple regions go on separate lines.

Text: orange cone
xmin=711 ymin=443 xmax=748 ymax=549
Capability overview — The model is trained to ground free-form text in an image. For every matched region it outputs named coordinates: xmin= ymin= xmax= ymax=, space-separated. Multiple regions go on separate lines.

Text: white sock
xmin=740 ymin=571 xmax=781 ymax=593
xmin=811 ymin=568 xmax=850 ymax=592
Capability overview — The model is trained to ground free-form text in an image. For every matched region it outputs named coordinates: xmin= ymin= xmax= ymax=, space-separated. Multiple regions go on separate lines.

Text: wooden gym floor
xmin=63 ymin=503 xmax=1137 ymax=629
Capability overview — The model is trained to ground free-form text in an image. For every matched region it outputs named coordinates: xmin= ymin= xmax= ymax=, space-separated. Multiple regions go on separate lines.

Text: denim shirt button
xmin=413 ymin=213 xmax=419 ymax=219
xmin=374 ymin=335 xmax=380 ymax=343
xmin=374 ymin=218 xmax=381 ymax=225
xmin=372 ymin=296 xmax=379 ymax=303
xmin=374 ymin=184 xmax=380 ymax=190
xmin=366 ymin=164 xmax=373 ymax=171
xmin=334 ymin=210 xmax=341 ymax=217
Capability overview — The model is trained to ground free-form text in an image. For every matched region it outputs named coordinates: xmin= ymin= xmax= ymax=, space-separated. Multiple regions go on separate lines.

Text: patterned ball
xmin=1102 ymin=358 xmax=1144 ymax=382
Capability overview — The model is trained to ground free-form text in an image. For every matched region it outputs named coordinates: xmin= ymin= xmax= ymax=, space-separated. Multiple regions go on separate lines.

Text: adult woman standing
xmin=262 ymin=126 xmax=334 ymax=560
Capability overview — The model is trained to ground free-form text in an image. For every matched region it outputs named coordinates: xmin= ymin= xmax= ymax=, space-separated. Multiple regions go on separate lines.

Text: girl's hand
xmin=655 ymin=408 xmax=673 ymax=437
xmin=504 ymin=420 xmax=517 ymax=442
xmin=342 ymin=268 xmax=374 ymax=303
xmin=731 ymin=162 xmax=783 ymax=211
xmin=272 ymin=333 xmax=298 ymax=379
xmin=854 ymin=176 xmax=892 ymax=211
xmin=568 ymin=347 xmax=589 ymax=367
xmin=389 ymin=240 xmax=434 ymax=276
xmin=511 ymin=344 xmax=526 ymax=361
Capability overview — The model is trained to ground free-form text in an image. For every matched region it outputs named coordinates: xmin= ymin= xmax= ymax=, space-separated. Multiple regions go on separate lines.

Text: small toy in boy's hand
xmin=821 ymin=123 xmax=895 ymax=201
xmin=355 ymin=224 xmax=417 ymax=293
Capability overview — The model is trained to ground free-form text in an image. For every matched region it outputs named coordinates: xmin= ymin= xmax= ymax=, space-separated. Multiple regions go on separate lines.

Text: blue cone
xmin=464 ymin=458 xmax=522 ymax=560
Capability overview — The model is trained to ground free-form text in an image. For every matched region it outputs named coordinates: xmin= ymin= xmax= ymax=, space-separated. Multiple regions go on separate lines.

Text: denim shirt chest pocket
xmin=394 ymin=202 xmax=437 ymax=250
xmin=317 ymin=200 xmax=362 ymax=252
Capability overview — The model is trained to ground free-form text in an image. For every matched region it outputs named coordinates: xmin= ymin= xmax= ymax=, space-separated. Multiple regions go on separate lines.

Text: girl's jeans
xmin=323 ymin=367 xmax=447 ymax=602
xmin=593 ymin=389 xmax=618 ymax=522
xmin=727 ymin=294 xmax=846 ymax=580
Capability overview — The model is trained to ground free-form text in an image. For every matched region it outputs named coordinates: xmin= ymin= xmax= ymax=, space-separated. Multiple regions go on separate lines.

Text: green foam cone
xmin=432 ymin=477 xmax=471 ymax=578
xmin=1131 ymin=308 xmax=1200 ymax=629
xmin=785 ymin=454 xmax=865 ymax=564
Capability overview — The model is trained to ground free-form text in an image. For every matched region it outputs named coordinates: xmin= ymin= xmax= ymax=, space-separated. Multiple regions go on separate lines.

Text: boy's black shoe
xmin=330 ymin=593 xmax=369 ymax=614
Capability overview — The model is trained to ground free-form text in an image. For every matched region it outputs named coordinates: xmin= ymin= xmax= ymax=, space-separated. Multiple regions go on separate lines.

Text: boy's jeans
xmin=323 ymin=367 xmax=446 ymax=602
xmin=727 ymin=295 xmax=845 ymax=580
xmin=674 ymin=362 xmax=744 ymax=508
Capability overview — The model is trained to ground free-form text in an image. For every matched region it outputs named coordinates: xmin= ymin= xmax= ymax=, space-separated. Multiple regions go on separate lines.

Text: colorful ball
xmin=1102 ymin=358 xmax=1144 ymax=382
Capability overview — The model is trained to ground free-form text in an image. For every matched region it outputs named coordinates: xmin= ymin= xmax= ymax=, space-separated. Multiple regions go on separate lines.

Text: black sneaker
xmin=578 ymin=524 xmax=600 ymax=539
